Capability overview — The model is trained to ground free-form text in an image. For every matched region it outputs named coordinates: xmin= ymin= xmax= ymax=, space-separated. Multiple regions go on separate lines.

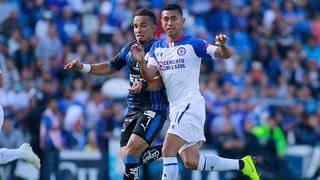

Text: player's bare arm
xmin=130 ymin=43 xmax=157 ymax=82
xmin=214 ymin=34 xmax=232 ymax=59
xmin=147 ymin=76 xmax=164 ymax=91
xmin=64 ymin=59 xmax=115 ymax=75
xmin=128 ymin=76 xmax=164 ymax=94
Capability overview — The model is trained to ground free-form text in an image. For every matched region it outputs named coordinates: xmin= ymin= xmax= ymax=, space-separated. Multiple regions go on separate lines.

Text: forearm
xmin=145 ymin=76 xmax=163 ymax=91
xmin=84 ymin=63 xmax=115 ymax=76
xmin=218 ymin=45 xmax=232 ymax=59
xmin=138 ymin=62 xmax=157 ymax=82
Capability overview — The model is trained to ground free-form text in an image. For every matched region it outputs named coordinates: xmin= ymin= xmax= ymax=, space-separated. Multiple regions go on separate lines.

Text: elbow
xmin=223 ymin=51 xmax=232 ymax=59
xmin=141 ymin=72 xmax=154 ymax=82
xmin=148 ymin=76 xmax=163 ymax=91
xmin=224 ymin=54 xmax=232 ymax=59
xmin=219 ymin=46 xmax=233 ymax=59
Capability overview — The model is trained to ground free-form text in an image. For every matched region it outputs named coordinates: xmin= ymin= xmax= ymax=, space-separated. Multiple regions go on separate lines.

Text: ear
xmin=153 ymin=24 xmax=157 ymax=32
xmin=182 ymin=17 xmax=185 ymax=25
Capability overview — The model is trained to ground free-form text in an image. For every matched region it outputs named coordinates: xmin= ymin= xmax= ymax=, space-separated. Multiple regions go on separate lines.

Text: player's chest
xmin=126 ymin=52 xmax=141 ymax=73
xmin=155 ymin=46 xmax=189 ymax=59
xmin=155 ymin=46 xmax=194 ymax=72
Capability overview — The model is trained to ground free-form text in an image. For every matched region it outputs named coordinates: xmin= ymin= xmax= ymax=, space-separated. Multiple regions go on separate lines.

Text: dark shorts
xmin=120 ymin=109 xmax=167 ymax=147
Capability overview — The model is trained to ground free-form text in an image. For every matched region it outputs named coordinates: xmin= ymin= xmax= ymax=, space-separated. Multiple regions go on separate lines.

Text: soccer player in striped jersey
xmin=131 ymin=4 xmax=259 ymax=180
xmin=64 ymin=8 xmax=169 ymax=180
xmin=0 ymin=69 xmax=40 ymax=169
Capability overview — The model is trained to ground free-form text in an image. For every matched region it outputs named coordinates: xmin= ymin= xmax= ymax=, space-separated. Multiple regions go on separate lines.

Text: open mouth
xmin=167 ymin=27 xmax=174 ymax=32
xmin=136 ymin=34 xmax=144 ymax=38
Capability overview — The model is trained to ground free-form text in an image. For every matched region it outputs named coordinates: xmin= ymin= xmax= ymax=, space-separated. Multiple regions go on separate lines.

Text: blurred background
xmin=0 ymin=0 xmax=319 ymax=179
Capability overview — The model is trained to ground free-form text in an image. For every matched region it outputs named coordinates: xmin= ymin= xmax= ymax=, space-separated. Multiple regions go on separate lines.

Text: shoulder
xmin=122 ymin=40 xmax=137 ymax=53
xmin=184 ymin=35 xmax=208 ymax=48
xmin=151 ymin=39 xmax=167 ymax=48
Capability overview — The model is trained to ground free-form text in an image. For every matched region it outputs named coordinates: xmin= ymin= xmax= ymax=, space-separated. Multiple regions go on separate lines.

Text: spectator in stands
xmin=216 ymin=119 xmax=246 ymax=180
xmin=36 ymin=24 xmax=63 ymax=68
xmin=56 ymin=6 xmax=80 ymax=44
xmin=311 ymin=13 xmax=320 ymax=45
xmin=295 ymin=112 xmax=320 ymax=146
xmin=0 ymin=8 xmax=22 ymax=38
xmin=252 ymin=116 xmax=287 ymax=178
xmin=40 ymin=98 xmax=63 ymax=180
xmin=12 ymin=39 xmax=36 ymax=71
xmin=96 ymin=100 xmax=114 ymax=180
xmin=84 ymin=131 xmax=99 ymax=152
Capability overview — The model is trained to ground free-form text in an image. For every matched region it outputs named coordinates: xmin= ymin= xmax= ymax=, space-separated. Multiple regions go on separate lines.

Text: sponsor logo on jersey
xmin=158 ymin=59 xmax=186 ymax=71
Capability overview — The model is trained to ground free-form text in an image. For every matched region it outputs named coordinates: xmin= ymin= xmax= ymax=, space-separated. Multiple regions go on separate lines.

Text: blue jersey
xmin=107 ymin=39 xmax=168 ymax=112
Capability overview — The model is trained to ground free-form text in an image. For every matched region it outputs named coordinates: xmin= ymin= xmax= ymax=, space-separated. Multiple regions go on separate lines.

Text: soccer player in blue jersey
xmin=0 ymin=69 xmax=40 ymax=169
xmin=131 ymin=4 xmax=259 ymax=180
xmin=64 ymin=8 xmax=169 ymax=180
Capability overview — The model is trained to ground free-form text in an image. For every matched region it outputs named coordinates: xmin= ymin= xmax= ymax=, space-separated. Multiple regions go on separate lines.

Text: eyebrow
xmin=162 ymin=15 xmax=177 ymax=18
xmin=133 ymin=22 xmax=148 ymax=25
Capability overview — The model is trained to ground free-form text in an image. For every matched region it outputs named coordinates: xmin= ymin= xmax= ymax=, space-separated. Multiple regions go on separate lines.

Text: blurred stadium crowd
xmin=0 ymin=0 xmax=319 ymax=179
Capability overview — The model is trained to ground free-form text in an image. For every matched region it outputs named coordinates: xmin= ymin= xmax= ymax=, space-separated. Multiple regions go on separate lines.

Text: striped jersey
xmin=146 ymin=35 xmax=218 ymax=108
xmin=107 ymin=39 xmax=168 ymax=112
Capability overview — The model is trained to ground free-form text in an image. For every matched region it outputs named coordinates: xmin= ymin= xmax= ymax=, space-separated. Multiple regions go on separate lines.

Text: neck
xmin=140 ymin=39 xmax=153 ymax=46
xmin=167 ymin=32 xmax=184 ymax=43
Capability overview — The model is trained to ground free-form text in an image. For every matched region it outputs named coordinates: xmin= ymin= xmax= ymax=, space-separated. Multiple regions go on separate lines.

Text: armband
xmin=80 ymin=64 xmax=91 ymax=73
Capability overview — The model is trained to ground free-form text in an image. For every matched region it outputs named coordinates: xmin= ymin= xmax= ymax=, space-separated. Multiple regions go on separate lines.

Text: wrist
xmin=137 ymin=57 xmax=145 ymax=64
xmin=80 ymin=64 xmax=91 ymax=73
xmin=137 ymin=60 xmax=145 ymax=65
xmin=218 ymin=44 xmax=227 ymax=48
xmin=141 ymin=80 xmax=148 ymax=91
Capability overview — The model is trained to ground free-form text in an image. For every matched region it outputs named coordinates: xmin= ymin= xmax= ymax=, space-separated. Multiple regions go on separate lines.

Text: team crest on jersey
xmin=177 ymin=47 xmax=186 ymax=56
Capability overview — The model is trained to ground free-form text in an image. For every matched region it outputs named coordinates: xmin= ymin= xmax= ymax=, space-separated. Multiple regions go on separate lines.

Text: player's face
xmin=133 ymin=16 xmax=156 ymax=45
xmin=161 ymin=10 xmax=185 ymax=39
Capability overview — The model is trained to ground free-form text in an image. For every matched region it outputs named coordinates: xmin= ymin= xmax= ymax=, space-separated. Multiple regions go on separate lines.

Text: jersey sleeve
xmin=146 ymin=42 xmax=159 ymax=70
xmin=106 ymin=47 xmax=127 ymax=71
xmin=192 ymin=39 xmax=218 ymax=59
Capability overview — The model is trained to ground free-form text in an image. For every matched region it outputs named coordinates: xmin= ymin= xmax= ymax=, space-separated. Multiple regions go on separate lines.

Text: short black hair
xmin=134 ymin=8 xmax=157 ymax=25
xmin=163 ymin=4 xmax=183 ymax=16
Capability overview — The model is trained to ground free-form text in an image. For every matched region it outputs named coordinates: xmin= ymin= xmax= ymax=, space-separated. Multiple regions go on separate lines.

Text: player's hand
xmin=131 ymin=43 xmax=145 ymax=64
xmin=64 ymin=59 xmax=83 ymax=70
xmin=128 ymin=81 xmax=143 ymax=94
xmin=215 ymin=34 xmax=228 ymax=47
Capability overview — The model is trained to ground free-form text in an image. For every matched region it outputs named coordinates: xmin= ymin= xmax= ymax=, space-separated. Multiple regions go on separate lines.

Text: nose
xmin=136 ymin=26 xmax=142 ymax=32
xmin=135 ymin=25 xmax=143 ymax=33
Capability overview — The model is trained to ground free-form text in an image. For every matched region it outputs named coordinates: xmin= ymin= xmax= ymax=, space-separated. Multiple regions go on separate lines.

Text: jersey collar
xmin=142 ymin=38 xmax=157 ymax=49
xmin=166 ymin=34 xmax=185 ymax=44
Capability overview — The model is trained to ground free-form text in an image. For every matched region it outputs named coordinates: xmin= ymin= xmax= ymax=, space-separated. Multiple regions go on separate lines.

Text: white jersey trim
xmin=145 ymin=53 xmax=159 ymax=70
xmin=206 ymin=44 xmax=218 ymax=58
